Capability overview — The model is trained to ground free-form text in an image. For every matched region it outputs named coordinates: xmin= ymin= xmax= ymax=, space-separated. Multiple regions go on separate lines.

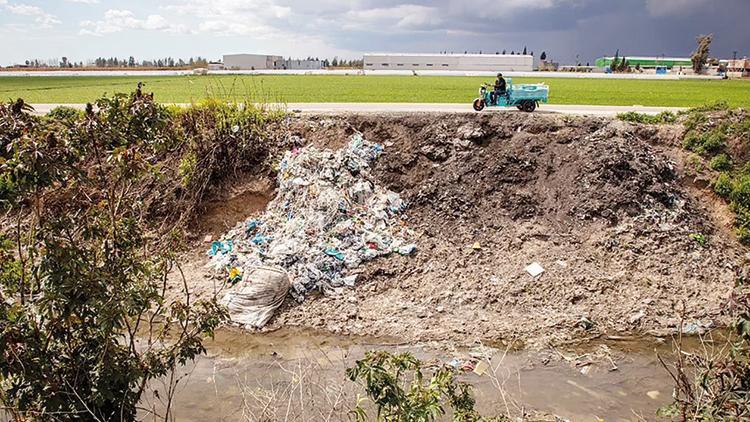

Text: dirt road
xmin=29 ymin=102 xmax=686 ymax=116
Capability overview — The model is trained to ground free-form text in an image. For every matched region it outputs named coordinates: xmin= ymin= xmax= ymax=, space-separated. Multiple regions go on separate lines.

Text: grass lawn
xmin=1 ymin=74 xmax=749 ymax=107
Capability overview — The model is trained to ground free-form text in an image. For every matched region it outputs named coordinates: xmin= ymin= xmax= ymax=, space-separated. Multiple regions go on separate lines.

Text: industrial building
xmin=595 ymin=56 xmax=692 ymax=69
xmin=363 ymin=53 xmax=534 ymax=72
xmin=222 ymin=54 xmax=321 ymax=70
xmin=223 ymin=54 xmax=284 ymax=70
xmin=726 ymin=58 xmax=750 ymax=77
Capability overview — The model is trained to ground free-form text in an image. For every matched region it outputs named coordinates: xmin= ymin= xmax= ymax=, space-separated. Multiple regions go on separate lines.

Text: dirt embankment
xmin=185 ymin=112 xmax=747 ymax=348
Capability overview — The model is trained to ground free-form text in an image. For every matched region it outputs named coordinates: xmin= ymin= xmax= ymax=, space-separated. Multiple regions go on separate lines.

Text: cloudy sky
xmin=1 ymin=0 xmax=748 ymax=66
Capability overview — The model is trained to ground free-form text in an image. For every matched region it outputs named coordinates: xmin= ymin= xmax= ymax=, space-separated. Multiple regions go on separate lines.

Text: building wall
xmin=284 ymin=59 xmax=322 ymax=70
xmin=223 ymin=54 xmax=284 ymax=70
xmin=595 ymin=57 xmax=692 ymax=69
xmin=363 ymin=54 xmax=534 ymax=71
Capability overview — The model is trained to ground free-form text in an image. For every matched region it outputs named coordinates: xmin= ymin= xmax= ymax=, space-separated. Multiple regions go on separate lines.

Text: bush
xmin=683 ymin=130 xmax=726 ymax=155
xmin=682 ymin=112 xmax=708 ymax=132
xmin=617 ymin=111 xmax=676 ymax=124
xmin=46 ymin=105 xmax=83 ymax=122
xmin=730 ymin=175 xmax=750 ymax=209
xmin=714 ymin=173 xmax=733 ymax=197
xmin=347 ymin=351 xmax=483 ymax=422
xmin=0 ymin=87 xmax=292 ymax=418
xmin=710 ymin=153 xmax=733 ymax=171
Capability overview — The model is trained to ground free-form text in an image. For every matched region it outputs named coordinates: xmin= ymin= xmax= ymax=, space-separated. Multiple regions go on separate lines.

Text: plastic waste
xmin=228 ymin=267 xmax=243 ymax=285
xmin=208 ymin=133 xmax=416 ymax=314
xmin=324 ymin=248 xmax=345 ymax=261
xmin=524 ymin=262 xmax=545 ymax=277
xmin=208 ymin=240 xmax=233 ymax=256
xmin=397 ymin=244 xmax=417 ymax=256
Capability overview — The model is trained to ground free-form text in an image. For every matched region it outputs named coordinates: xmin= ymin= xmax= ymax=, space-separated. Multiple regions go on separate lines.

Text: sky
xmin=1 ymin=0 xmax=749 ymax=66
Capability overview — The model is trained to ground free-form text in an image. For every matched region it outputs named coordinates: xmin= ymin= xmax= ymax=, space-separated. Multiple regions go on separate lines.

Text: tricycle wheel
xmin=472 ymin=99 xmax=485 ymax=112
xmin=522 ymin=100 xmax=537 ymax=113
xmin=516 ymin=105 xmax=524 ymax=111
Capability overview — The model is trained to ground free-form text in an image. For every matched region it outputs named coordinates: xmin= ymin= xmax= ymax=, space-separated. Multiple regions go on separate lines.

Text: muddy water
xmin=140 ymin=328 xmax=699 ymax=421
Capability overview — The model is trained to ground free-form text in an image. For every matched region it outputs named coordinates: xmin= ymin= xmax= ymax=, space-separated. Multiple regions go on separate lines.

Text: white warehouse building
xmin=363 ymin=53 xmax=534 ymax=72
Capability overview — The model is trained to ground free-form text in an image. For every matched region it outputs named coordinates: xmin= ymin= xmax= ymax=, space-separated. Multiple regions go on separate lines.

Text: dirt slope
xmin=247 ymin=113 xmax=742 ymax=347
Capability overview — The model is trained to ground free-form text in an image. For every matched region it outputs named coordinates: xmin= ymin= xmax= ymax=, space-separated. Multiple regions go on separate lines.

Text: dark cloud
xmin=310 ymin=0 xmax=750 ymax=62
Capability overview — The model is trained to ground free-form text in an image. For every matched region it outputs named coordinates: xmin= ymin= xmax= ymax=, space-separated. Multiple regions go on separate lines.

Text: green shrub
xmin=689 ymin=233 xmax=707 ymax=246
xmin=683 ymin=131 xmax=702 ymax=151
xmin=702 ymin=131 xmax=726 ymax=154
xmin=730 ymin=175 xmax=750 ymax=209
xmin=683 ymin=130 xmax=726 ymax=155
xmin=737 ymin=226 xmax=750 ymax=244
xmin=682 ymin=112 xmax=708 ymax=132
xmin=347 ymin=351 xmax=483 ymax=422
xmin=714 ymin=173 xmax=733 ymax=197
xmin=617 ymin=111 xmax=676 ymax=124
xmin=46 ymin=105 xmax=83 ymax=122
xmin=710 ymin=153 xmax=733 ymax=171
xmin=0 ymin=89 xmax=253 ymax=418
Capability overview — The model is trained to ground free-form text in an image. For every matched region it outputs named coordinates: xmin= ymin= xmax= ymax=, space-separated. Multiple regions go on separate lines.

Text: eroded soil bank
xmin=177 ymin=112 xmax=747 ymax=348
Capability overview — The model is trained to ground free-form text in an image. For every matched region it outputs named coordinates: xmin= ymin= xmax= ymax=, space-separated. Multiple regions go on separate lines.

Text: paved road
xmin=29 ymin=103 xmax=686 ymax=117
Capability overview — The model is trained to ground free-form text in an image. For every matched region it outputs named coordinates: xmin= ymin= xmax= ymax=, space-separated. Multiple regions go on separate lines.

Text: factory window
xmin=442 ymin=64 xmax=449 ymax=67
xmin=426 ymin=63 xmax=433 ymax=66
xmin=366 ymin=63 xmax=373 ymax=66
xmin=397 ymin=63 xmax=404 ymax=66
xmin=382 ymin=63 xmax=389 ymax=66
xmin=413 ymin=64 xmax=419 ymax=66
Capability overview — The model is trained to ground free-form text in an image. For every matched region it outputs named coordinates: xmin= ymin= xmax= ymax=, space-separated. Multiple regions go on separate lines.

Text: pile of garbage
xmin=208 ymin=134 xmax=415 ymax=323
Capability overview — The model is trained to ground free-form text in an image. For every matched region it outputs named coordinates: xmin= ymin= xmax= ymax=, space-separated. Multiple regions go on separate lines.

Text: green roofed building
xmin=595 ymin=56 xmax=692 ymax=69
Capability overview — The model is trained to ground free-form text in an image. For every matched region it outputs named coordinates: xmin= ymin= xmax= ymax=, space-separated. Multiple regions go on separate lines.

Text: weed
xmin=710 ymin=153 xmax=732 ymax=171
xmin=617 ymin=111 xmax=677 ymax=124
xmin=683 ymin=129 xmax=726 ymax=155
xmin=347 ymin=351 xmax=483 ymax=422
xmin=689 ymin=233 xmax=707 ymax=246
xmin=45 ymin=105 xmax=83 ymax=122
xmin=178 ymin=151 xmax=197 ymax=186
xmin=714 ymin=173 xmax=733 ymax=197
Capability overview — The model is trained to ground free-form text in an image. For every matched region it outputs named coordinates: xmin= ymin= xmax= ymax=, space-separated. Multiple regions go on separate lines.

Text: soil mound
xmin=270 ymin=113 xmax=745 ymax=346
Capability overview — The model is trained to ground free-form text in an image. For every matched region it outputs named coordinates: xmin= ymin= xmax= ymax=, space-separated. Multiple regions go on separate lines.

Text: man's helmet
xmin=497 ymin=73 xmax=503 ymax=77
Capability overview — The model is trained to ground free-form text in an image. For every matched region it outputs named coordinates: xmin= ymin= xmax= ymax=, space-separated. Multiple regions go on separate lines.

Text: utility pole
xmin=734 ymin=51 xmax=738 ymax=61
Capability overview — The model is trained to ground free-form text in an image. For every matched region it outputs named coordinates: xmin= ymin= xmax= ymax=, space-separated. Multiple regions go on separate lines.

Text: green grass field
xmin=1 ymin=74 xmax=749 ymax=107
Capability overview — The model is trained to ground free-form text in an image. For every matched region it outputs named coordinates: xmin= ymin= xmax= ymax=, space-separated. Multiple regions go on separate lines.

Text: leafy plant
xmin=710 ymin=153 xmax=733 ymax=171
xmin=346 ymin=351 xmax=484 ymax=422
xmin=0 ymin=85 xmax=287 ymax=419
xmin=714 ymin=173 xmax=734 ymax=198
xmin=689 ymin=233 xmax=707 ymax=246
xmin=617 ymin=111 xmax=676 ymax=125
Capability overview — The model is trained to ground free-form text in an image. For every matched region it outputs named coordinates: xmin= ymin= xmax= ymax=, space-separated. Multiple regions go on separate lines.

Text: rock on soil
xmin=187 ymin=113 xmax=747 ymax=348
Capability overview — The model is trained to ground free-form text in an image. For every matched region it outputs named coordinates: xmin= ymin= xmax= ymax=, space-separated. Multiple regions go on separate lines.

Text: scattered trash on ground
xmin=524 ymin=262 xmax=545 ymax=277
xmin=208 ymin=134 xmax=415 ymax=325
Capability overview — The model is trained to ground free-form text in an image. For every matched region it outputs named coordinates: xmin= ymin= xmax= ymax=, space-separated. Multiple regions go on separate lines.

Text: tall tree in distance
xmin=522 ymin=46 xmax=527 ymax=55
xmin=691 ymin=34 xmax=713 ymax=74
xmin=540 ymin=51 xmax=547 ymax=61
xmin=611 ymin=49 xmax=620 ymax=72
